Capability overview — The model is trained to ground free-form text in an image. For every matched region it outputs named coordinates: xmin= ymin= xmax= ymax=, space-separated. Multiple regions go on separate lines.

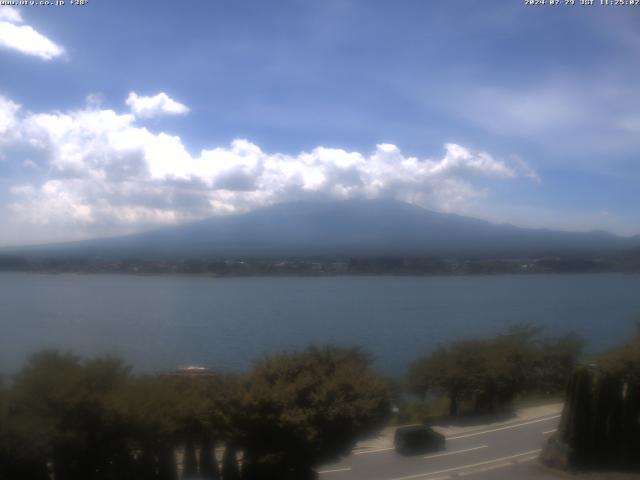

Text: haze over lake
xmin=2 ymin=272 xmax=639 ymax=376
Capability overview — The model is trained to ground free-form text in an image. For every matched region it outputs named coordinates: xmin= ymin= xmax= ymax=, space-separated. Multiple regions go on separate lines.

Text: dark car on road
xmin=394 ymin=425 xmax=446 ymax=456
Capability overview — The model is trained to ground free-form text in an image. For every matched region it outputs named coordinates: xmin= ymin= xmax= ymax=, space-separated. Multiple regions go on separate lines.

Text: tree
xmin=116 ymin=375 xmax=182 ymax=480
xmin=407 ymin=324 xmax=565 ymax=416
xmin=221 ymin=444 xmax=240 ymax=480
xmin=408 ymin=342 xmax=485 ymax=416
xmin=528 ymin=332 xmax=584 ymax=396
xmin=548 ymin=334 xmax=639 ymax=470
xmin=237 ymin=346 xmax=391 ymax=479
xmin=0 ymin=375 xmax=50 ymax=480
xmin=9 ymin=351 xmax=132 ymax=480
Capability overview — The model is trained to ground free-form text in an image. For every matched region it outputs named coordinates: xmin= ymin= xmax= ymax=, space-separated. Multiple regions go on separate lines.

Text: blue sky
xmin=0 ymin=0 xmax=639 ymax=245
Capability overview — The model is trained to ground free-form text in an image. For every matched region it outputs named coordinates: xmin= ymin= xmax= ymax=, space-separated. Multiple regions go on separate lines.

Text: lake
xmin=1 ymin=272 xmax=639 ymax=377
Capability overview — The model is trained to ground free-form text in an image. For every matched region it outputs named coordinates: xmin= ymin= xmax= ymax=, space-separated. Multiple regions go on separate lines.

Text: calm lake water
xmin=1 ymin=272 xmax=639 ymax=377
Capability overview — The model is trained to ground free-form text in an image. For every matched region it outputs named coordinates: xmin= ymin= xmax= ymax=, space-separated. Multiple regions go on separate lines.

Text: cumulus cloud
xmin=2 ymin=93 xmax=531 ymax=232
xmin=0 ymin=6 xmax=22 ymax=23
xmin=0 ymin=95 xmax=20 ymax=138
xmin=0 ymin=6 xmax=65 ymax=60
xmin=125 ymin=92 xmax=190 ymax=119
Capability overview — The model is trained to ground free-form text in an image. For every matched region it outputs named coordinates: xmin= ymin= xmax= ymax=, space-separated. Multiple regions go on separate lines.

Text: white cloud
xmin=0 ymin=7 xmax=65 ymax=60
xmin=0 ymin=95 xmax=20 ymax=138
xmin=85 ymin=92 xmax=105 ymax=109
xmin=2 ymin=93 xmax=530 ymax=234
xmin=447 ymin=77 xmax=640 ymax=162
xmin=511 ymin=154 xmax=541 ymax=183
xmin=126 ymin=92 xmax=190 ymax=119
xmin=22 ymin=159 xmax=39 ymax=169
xmin=467 ymin=202 xmax=640 ymax=238
xmin=461 ymin=85 xmax=584 ymax=136
xmin=0 ymin=6 xmax=22 ymax=23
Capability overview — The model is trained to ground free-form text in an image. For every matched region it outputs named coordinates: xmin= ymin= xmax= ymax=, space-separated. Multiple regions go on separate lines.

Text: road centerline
xmin=423 ymin=445 xmax=488 ymax=459
xmin=388 ymin=449 xmax=542 ymax=480
xmin=353 ymin=447 xmax=395 ymax=455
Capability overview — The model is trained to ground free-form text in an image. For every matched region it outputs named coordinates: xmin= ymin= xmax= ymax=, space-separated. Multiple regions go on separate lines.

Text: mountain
xmin=6 ymin=199 xmax=640 ymax=259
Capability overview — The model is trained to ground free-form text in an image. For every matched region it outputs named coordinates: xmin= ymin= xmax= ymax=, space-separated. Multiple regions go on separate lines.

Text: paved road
xmin=318 ymin=414 xmax=561 ymax=480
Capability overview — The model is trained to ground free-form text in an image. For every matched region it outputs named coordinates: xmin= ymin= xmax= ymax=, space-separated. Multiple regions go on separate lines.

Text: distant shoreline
xmin=1 ymin=268 xmax=639 ymax=279
xmin=2 ymin=252 xmax=640 ymax=277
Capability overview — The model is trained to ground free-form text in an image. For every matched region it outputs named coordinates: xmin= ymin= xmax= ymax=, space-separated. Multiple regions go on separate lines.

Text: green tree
xmin=9 ymin=351 xmax=132 ymax=480
xmin=237 ymin=346 xmax=391 ymax=479
xmin=115 ymin=375 xmax=182 ymax=480
xmin=1 ymin=374 xmax=50 ymax=480
xmin=546 ymin=333 xmax=637 ymax=470
xmin=531 ymin=332 xmax=584 ymax=396
xmin=600 ymin=334 xmax=640 ymax=383
xmin=173 ymin=373 xmax=237 ymax=479
xmin=408 ymin=340 xmax=500 ymax=415
xmin=118 ymin=371 xmax=235 ymax=480
xmin=408 ymin=324 xmax=558 ymax=416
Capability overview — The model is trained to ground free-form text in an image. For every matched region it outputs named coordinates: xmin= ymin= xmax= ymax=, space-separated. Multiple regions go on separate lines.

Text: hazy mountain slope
xmin=7 ymin=199 xmax=639 ymax=258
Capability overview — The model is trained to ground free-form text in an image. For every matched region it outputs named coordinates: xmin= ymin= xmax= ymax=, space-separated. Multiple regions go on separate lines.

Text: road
xmin=318 ymin=414 xmax=561 ymax=480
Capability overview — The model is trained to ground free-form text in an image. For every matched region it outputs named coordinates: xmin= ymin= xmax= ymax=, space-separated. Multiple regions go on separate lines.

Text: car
xmin=394 ymin=425 xmax=446 ymax=456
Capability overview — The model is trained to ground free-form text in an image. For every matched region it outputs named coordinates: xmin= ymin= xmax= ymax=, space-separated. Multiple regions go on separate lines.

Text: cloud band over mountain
xmin=1 ymin=92 xmax=534 ymax=238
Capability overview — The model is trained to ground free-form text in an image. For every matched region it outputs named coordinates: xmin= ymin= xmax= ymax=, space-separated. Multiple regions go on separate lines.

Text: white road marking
xmin=354 ymin=447 xmax=394 ymax=455
xmin=318 ymin=467 xmax=352 ymax=475
xmin=458 ymin=454 xmax=538 ymax=476
xmin=388 ymin=449 xmax=542 ymax=480
xmin=446 ymin=415 xmax=561 ymax=440
xmin=516 ymin=455 xmax=539 ymax=463
xmin=413 ymin=477 xmax=449 ymax=480
xmin=543 ymin=429 xmax=557 ymax=435
xmin=423 ymin=445 xmax=488 ymax=459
